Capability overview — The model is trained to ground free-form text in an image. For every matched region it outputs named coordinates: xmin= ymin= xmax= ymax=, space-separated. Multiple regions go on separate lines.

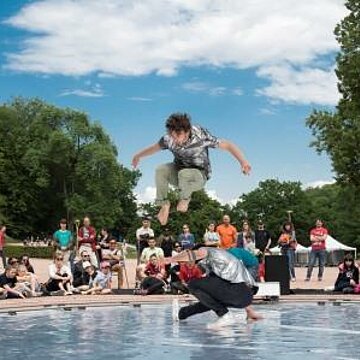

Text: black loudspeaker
xmin=265 ymin=255 xmax=290 ymax=295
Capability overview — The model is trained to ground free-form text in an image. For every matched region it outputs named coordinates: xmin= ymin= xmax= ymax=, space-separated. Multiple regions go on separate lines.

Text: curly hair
xmin=165 ymin=112 xmax=192 ymax=133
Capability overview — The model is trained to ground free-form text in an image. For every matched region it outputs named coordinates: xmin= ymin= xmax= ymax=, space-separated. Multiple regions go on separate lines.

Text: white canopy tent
xmin=269 ymin=235 xmax=357 ymax=266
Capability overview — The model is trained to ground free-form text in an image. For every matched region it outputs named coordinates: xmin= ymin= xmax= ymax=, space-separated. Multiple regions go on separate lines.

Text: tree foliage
xmin=306 ymin=0 xmax=360 ymax=187
xmin=0 ymin=98 xmax=139 ymax=238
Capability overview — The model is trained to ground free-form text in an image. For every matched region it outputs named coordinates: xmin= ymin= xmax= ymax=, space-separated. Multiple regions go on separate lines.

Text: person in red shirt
xmin=171 ymin=260 xmax=203 ymax=294
xmin=216 ymin=215 xmax=237 ymax=249
xmin=305 ymin=219 xmax=328 ymax=281
xmin=0 ymin=225 xmax=6 ymax=269
xmin=77 ymin=217 xmax=98 ymax=267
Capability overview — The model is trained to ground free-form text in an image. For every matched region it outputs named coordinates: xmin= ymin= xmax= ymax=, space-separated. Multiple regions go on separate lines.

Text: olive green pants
xmin=155 ymin=163 xmax=206 ymax=205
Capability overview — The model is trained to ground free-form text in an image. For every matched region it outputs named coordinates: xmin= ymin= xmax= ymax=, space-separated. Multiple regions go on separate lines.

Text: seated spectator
xmin=171 ymin=259 xmax=203 ymax=294
xmin=98 ymin=227 xmax=111 ymax=261
xmin=20 ymin=255 xmax=35 ymax=274
xmin=82 ymin=261 xmax=112 ymax=295
xmin=136 ymin=255 xmax=166 ymax=295
xmin=72 ymin=251 xmax=91 ymax=290
xmin=334 ymin=254 xmax=359 ymax=293
xmin=178 ymin=224 xmax=195 ymax=250
xmin=16 ymin=264 xmax=42 ymax=297
xmin=46 ymin=252 xmax=73 ymax=295
xmin=7 ymin=257 xmax=19 ymax=268
xmin=0 ymin=265 xmax=28 ymax=299
xmin=101 ymin=238 xmax=125 ymax=288
xmin=203 ymin=222 xmax=220 ymax=247
xmin=136 ymin=237 xmax=164 ymax=283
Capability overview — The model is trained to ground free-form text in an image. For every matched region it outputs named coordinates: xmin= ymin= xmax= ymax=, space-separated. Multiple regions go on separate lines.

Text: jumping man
xmin=132 ymin=113 xmax=251 ymax=225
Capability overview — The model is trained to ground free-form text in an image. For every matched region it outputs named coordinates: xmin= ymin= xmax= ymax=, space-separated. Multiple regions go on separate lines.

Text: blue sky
xmin=0 ymin=0 xmax=346 ymax=204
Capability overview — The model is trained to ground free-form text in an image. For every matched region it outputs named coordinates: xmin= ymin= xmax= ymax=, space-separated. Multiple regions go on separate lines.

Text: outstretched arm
xmin=218 ymin=140 xmax=251 ymax=175
xmin=131 ymin=143 xmax=162 ymax=168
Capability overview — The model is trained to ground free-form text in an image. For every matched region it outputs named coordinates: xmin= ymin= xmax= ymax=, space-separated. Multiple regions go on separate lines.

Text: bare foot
xmin=177 ymin=199 xmax=190 ymax=212
xmin=245 ymin=306 xmax=263 ymax=322
xmin=157 ymin=203 xmax=171 ymax=225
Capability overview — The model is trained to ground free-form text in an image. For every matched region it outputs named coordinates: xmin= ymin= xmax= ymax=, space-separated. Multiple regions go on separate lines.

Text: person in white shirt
xmin=136 ymin=217 xmax=155 ymax=264
xmin=46 ymin=251 xmax=73 ymax=295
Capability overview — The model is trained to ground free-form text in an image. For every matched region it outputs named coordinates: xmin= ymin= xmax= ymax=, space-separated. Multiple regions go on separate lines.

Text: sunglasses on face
xmin=56 ymin=258 xmax=64 ymax=261
xmin=82 ymin=255 xmax=90 ymax=258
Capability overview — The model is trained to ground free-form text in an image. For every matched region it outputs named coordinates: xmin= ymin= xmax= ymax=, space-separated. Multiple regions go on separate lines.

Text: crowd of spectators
xmin=0 ymin=215 xmax=358 ymax=299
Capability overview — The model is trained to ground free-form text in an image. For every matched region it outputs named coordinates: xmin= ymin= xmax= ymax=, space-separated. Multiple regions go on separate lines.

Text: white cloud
xmin=135 ymin=186 xmax=156 ymax=204
xmin=256 ymin=65 xmax=339 ymax=105
xmin=303 ymin=179 xmax=336 ymax=189
xmin=182 ymin=81 xmax=242 ymax=97
xmin=4 ymin=0 xmax=346 ymax=105
xmin=126 ymin=96 xmax=152 ymax=102
xmin=60 ymin=82 xmax=105 ymax=97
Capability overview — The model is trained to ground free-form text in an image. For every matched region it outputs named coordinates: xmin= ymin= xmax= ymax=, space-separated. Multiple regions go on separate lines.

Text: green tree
xmin=0 ymin=98 xmax=139 ymax=238
xmin=230 ymin=179 xmax=310 ymax=244
xmin=306 ymin=0 xmax=360 ymax=187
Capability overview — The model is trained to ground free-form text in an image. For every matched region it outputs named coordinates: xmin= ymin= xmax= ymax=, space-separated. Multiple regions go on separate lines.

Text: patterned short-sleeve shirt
xmin=158 ymin=125 xmax=220 ymax=179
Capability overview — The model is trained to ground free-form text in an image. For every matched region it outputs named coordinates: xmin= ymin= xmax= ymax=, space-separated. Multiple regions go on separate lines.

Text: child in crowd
xmin=16 ymin=264 xmax=41 ymax=297
xmin=82 ymin=261 xmax=112 ymax=295
xmin=334 ymin=254 xmax=359 ymax=293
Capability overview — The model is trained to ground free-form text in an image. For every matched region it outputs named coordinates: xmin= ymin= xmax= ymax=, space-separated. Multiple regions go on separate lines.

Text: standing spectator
xmin=158 ymin=228 xmax=175 ymax=276
xmin=53 ymin=219 xmax=73 ymax=266
xmin=254 ymin=222 xmax=272 ymax=254
xmin=77 ymin=216 xmax=98 ymax=267
xmin=20 ymin=255 xmax=35 ymax=274
xmin=306 ymin=219 xmax=328 ymax=282
xmin=236 ymin=220 xmax=255 ymax=248
xmin=178 ymin=224 xmax=195 ymax=250
xmin=0 ymin=225 xmax=6 ymax=269
xmin=278 ymin=222 xmax=297 ymax=282
xmin=136 ymin=217 xmax=155 ymax=264
xmin=217 ymin=215 xmax=237 ymax=249
xmin=98 ymin=227 xmax=111 ymax=261
xmin=203 ymin=222 xmax=220 ymax=247
xmin=158 ymin=228 xmax=175 ymax=258
xmin=334 ymin=254 xmax=359 ymax=293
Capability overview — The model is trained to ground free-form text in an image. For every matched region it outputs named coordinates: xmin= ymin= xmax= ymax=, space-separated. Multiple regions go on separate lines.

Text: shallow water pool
xmin=0 ymin=302 xmax=359 ymax=360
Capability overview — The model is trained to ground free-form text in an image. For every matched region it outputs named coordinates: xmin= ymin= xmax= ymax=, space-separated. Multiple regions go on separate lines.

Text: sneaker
xmin=291 ymin=278 xmax=296 ymax=282
xmin=304 ymin=278 xmax=310 ymax=282
xmin=207 ymin=312 xmax=236 ymax=330
xmin=172 ymin=299 xmax=179 ymax=322
xmin=318 ymin=277 xmax=323 ymax=282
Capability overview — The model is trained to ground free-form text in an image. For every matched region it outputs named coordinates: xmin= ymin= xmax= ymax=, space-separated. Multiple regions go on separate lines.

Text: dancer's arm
xmin=132 ymin=143 xmax=162 ymax=168
xmin=218 ymin=140 xmax=251 ymax=175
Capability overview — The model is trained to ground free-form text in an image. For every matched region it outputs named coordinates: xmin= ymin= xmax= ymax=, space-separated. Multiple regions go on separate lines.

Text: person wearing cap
xmin=82 ymin=261 xmax=112 ymax=295
xmin=53 ymin=218 xmax=73 ymax=266
xmin=131 ymin=113 xmax=251 ymax=226
xmin=170 ymin=247 xmax=262 ymax=328
xmin=72 ymin=251 xmax=91 ymax=290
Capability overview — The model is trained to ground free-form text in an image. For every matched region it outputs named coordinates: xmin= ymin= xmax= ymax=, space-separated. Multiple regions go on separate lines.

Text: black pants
xmin=171 ymin=281 xmax=189 ymax=294
xmin=141 ymin=277 xmax=165 ymax=295
xmin=179 ymin=274 xmax=253 ymax=320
